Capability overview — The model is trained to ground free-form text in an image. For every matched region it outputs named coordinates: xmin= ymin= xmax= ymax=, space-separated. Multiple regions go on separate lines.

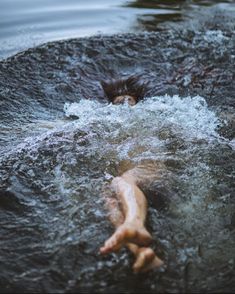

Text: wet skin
xmin=113 ymin=95 xmax=137 ymax=106
xmin=100 ymin=147 xmax=164 ymax=273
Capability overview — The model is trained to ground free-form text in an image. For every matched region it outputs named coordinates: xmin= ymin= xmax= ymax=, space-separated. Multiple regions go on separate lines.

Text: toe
xmin=140 ymin=256 xmax=164 ymax=273
xmin=142 ymin=248 xmax=155 ymax=263
xmin=132 ymin=248 xmax=164 ymax=273
xmin=133 ymin=252 xmax=146 ymax=273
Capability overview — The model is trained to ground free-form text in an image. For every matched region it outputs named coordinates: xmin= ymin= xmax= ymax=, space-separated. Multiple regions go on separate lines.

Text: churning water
xmin=1 ymin=94 xmax=234 ymax=292
xmin=0 ymin=5 xmax=235 ymax=292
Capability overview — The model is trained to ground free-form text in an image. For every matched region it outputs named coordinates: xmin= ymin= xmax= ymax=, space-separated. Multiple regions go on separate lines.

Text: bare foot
xmin=100 ymin=222 xmax=152 ymax=254
xmin=133 ymin=247 xmax=163 ymax=273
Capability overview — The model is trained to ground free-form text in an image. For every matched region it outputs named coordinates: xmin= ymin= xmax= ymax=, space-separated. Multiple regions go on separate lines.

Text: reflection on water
xmin=128 ymin=0 xmax=234 ymax=9
xmin=126 ymin=0 xmax=187 ymax=9
xmin=0 ymin=0 xmax=234 ymax=59
xmin=128 ymin=0 xmax=235 ymax=31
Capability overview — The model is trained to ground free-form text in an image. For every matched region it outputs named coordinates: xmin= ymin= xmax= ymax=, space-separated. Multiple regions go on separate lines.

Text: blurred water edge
xmin=0 ymin=0 xmax=234 ymax=59
xmin=0 ymin=1 xmax=235 ymax=293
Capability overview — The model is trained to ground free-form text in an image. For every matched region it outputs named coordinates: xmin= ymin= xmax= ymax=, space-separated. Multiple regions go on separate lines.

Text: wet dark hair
xmin=101 ymin=75 xmax=150 ymax=103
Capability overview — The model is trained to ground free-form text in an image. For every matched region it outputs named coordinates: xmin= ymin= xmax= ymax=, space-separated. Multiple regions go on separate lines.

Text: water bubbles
xmin=64 ymin=94 xmax=220 ymax=148
xmin=104 ymin=172 xmax=113 ymax=180
xmin=27 ymin=169 xmax=35 ymax=177
xmin=203 ymin=30 xmax=229 ymax=44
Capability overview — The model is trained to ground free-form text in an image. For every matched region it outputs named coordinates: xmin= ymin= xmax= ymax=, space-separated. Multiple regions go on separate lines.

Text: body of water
xmin=0 ymin=0 xmax=234 ymax=59
xmin=0 ymin=1 xmax=235 ymax=293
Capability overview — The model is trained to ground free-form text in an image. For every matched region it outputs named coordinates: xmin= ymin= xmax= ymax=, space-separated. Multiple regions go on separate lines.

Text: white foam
xmin=3 ymin=95 xmax=221 ymax=163
xmin=203 ymin=30 xmax=229 ymax=44
xmin=64 ymin=95 xmax=220 ymax=141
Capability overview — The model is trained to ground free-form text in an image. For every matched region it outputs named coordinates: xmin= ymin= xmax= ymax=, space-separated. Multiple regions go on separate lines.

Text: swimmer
xmin=100 ymin=76 xmax=164 ymax=273
xmin=101 ymin=74 xmax=150 ymax=105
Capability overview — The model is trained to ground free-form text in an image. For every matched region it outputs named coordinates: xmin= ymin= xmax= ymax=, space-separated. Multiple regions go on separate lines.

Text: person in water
xmin=99 ymin=76 xmax=164 ymax=273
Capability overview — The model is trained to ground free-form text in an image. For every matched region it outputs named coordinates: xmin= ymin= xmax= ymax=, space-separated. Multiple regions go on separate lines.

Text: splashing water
xmin=64 ymin=95 xmax=219 ymax=138
xmin=63 ymin=95 xmax=220 ymax=162
xmin=1 ymin=94 xmax=234 ymax=293
xmin=63 ymin=95 xmax=225 ymax=222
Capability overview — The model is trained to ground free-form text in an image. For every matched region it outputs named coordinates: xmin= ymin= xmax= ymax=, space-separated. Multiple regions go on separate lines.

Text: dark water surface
xmin=0 ymin=1 xmax=235 ymax=294
xmin=0 ymin=0 xmax=234 ymax=59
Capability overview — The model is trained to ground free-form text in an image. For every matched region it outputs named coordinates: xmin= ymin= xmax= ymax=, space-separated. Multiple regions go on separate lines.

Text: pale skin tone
xmin=100 ymin=95 xmax=164 ymax=273
xmin=113 ymin=95 xmax=137 ymax=106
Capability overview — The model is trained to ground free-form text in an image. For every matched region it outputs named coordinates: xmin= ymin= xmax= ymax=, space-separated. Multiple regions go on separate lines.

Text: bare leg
xmin=100 ymin=171 xmax=152 ymax=254
xmin=101 ymin=182 xmax=163 ymax=272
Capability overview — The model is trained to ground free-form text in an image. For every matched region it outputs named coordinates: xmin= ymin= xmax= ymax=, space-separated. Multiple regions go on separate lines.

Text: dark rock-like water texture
xmin=0 ymin=7 xmax=235 ymax=294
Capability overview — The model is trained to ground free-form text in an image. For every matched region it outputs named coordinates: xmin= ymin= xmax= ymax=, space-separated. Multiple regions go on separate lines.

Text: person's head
xmin=101 ymin=75 xmax=149 ymax=106
xmin=112 ymin=95 xmax=137 ymax=106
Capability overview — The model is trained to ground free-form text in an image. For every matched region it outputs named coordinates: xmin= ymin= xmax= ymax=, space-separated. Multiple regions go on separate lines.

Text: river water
xmin=0 ymin=1 xmax=235 ymax=293
xmin=0 ymin=0 xmax=234 ymax=59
